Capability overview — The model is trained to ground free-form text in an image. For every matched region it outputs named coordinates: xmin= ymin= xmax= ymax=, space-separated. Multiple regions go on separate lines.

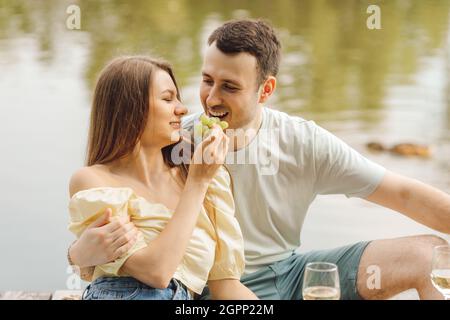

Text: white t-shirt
xmin=182 ymin=107 xmax=386 ymax=275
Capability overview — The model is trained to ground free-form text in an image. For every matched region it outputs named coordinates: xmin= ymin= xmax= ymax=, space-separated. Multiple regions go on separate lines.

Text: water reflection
xmin=0 ymin=0 xmax=449 ymax=290
xmin=2 ymin=0 xmax=449 ymax=117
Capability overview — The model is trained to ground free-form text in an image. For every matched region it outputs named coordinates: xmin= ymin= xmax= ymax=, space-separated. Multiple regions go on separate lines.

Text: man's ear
xmin=258 ymin=76 xmax=277 ymax=103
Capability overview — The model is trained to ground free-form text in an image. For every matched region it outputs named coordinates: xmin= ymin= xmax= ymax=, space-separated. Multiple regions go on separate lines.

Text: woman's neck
xmin=110 ymin=144 xmax=171 ymax=188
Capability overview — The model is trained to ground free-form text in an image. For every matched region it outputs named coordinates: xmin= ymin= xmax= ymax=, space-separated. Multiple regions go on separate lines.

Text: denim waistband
xmin=82 ymin=276 xmax=192 ymax=300
xmin=89 ymin=276 xmax=174 ymax=289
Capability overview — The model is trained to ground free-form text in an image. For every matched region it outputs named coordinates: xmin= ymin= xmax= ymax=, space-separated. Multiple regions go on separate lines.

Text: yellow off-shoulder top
xmin=68 ymin=166 xmax=244 ymax=294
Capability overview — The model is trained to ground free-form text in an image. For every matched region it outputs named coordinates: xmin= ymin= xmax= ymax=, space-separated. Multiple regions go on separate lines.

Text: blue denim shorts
xmin=82 ymin=276 xmax=192 ymax=300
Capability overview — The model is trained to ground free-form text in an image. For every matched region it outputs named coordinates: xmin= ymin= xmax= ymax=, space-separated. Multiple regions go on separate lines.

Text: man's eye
xmin=224 ymin=85 xmax=238 ymax=91
xmin=203 ymin=79 xmax=213 ymax=85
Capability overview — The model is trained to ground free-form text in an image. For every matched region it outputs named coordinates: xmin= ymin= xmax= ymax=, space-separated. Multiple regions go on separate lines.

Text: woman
xmin=67 ymin=55 xmax=257 ymax=300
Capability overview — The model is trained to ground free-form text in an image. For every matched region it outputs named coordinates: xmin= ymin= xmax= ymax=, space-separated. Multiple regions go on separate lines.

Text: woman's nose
xmin=175 ymin=103 xmax=188 ymax=116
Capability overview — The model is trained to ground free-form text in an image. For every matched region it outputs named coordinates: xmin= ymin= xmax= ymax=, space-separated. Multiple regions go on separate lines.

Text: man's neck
xmin=231 ymin=106 xmax=263 ymax=151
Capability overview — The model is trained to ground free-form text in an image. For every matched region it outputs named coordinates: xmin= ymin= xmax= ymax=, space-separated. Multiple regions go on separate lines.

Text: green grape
xmin=197 ymin=114 xmax=229 ymax=139
xmin=200 ymin=114 xmax=210 ymax=126
xmin=210 ymin=117 xmax=220 ymax=125
xmin=219 ymin=121 xmax=229 ymax=130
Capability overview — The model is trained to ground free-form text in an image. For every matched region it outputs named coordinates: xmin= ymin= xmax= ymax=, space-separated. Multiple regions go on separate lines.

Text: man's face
xmin=200 ymin=42 xmax=263 ymax=130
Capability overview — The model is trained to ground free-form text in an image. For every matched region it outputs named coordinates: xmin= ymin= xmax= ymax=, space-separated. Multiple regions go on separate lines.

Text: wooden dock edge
xmin=0 ymin=290 xmax=82 ymax=300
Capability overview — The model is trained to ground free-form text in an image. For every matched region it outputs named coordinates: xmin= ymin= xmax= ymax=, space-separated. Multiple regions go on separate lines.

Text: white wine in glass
xmin=431 ymin=245 xmax=450 ymax=300
xmin=302 ymin=262 xmax=340 ymax=300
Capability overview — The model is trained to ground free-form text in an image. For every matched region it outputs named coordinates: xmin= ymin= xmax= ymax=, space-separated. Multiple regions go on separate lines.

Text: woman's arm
xmin=70 ymin=181 xmax=208 ymax=285
xmin=120 ymin=178 xmax=210 ymax=288
xmin=67 ymin=176 xmax=207 ymax=287
xmin=121 ymin=128 xmax=229 ymax=288
xmin=208 ymin=279 xmax=259 ymax=300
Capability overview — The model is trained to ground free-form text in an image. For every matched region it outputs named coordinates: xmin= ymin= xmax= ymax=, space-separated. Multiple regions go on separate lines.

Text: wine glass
xmin=431 ymin=245 xmax=450 ymax=300
xmin=302 ymin=262 xmax=340 ymax=300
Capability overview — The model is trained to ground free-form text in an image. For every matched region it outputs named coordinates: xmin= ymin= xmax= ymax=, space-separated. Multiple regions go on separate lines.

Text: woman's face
xmin=141 ymin=69 xmax=187 ymax=148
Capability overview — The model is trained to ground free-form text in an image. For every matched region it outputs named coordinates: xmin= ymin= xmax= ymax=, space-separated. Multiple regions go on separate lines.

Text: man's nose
xmin=206 ymin=85 xmax=222 ymax=108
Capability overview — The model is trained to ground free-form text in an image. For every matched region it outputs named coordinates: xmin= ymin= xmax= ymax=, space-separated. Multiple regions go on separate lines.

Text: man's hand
xmin=365 ymin=170 xmax=450 ymax=234
xmin=69 ymin=209 xmax=139 ymax=268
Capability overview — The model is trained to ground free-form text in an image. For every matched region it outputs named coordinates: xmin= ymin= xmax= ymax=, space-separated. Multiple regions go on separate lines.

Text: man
xmin=183 ymin=19 xmax=450 ymax=300
xmin=69 ymin=19 xmax=450 ymax=300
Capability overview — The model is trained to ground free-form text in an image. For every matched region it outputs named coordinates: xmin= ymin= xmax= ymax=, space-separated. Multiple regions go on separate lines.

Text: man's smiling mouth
xmin=208 ymin=109 xmax=229 ymax=120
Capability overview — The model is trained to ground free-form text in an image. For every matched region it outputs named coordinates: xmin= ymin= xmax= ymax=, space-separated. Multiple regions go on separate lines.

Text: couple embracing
xmin=67 ymin=19 xmax=450 ymax=300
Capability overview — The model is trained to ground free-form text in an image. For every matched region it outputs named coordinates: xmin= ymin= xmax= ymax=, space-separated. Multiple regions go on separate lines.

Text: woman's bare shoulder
xmin=69 ymin=165 xmax=115 ymax=197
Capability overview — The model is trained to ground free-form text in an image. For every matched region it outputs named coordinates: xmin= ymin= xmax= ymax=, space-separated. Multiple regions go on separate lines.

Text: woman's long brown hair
xmin=86 ymin=55 xmax=190 ymax=179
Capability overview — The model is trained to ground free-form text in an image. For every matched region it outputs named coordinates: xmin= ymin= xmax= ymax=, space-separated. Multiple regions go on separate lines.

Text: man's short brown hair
xmin=208 ymin=19 xmax=281 ymax=86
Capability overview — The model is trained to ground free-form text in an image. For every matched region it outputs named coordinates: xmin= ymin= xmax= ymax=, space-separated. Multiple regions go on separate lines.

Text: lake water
xmin=0 ymin=0 xmax=449 ymax=291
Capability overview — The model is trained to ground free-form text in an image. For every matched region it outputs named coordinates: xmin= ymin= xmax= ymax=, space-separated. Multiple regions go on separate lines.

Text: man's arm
xmin=365 ymin=170 xmax=450 ymax=234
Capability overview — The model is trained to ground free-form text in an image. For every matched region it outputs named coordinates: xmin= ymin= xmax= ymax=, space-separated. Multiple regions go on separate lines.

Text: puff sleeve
xmin=68 ymin=187 xmax=147 ymax=277
xmin=204 ymin=167 xmax=245 ymax=281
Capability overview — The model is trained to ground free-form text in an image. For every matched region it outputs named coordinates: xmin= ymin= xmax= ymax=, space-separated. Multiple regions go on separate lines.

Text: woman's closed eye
xmin=162 ymin=95 xmax=174 ymax=102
